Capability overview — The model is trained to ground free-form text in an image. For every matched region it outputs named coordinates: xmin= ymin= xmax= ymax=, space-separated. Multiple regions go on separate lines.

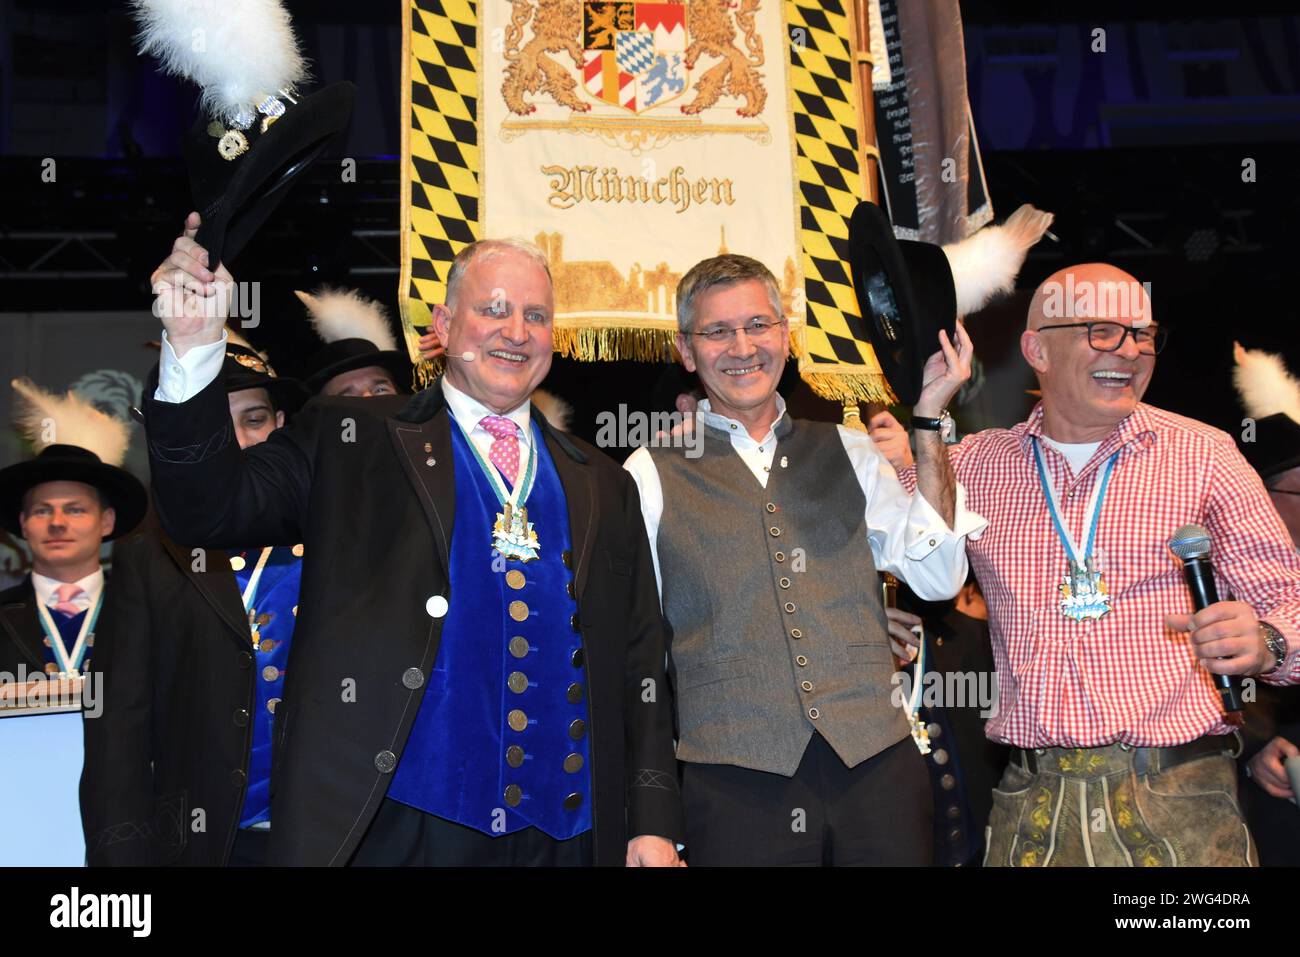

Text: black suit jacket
xmin=80 ymin=511 xmax=263 ymax=866
xmin=143 ymin=373 xmax=684 ymax=865
xmin=0 ymin=578 xmax=46 ymax=679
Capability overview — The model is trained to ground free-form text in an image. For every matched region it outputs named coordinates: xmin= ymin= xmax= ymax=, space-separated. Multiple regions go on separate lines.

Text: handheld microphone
xmin=1168 ymin=524 xmax=1244 ymax=718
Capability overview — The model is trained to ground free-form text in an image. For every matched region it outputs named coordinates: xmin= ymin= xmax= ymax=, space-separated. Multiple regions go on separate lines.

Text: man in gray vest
xmin=625 ymin=254 xmax=985 ymax=865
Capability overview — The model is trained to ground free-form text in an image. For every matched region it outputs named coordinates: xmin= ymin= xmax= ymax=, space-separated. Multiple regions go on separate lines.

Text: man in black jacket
xmin=80 ymin=343 xmax=307 ymax=866
xmin=139 ymin=214 xmax=683 ymax=866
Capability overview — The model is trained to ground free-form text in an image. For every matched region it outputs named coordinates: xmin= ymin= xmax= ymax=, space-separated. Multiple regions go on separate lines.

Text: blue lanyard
xmin=1031 ymin=438 xmax=1120 ymax=565
xmin=36 ymin=591 xmax=103 ymax=675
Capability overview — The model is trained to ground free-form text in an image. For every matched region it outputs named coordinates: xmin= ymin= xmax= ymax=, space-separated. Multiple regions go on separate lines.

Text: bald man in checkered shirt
xmin=904 ymin=263 xmax=1300 ymax=867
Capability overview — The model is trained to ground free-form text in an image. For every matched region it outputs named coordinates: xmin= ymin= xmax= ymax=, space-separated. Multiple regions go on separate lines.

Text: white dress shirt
xmin=440 ymin=380 xmax=534 ymax=465
xmin=31 ymin=568 xmax=105 ymax=612
xmin=624 ymin=396 xmax=987 ymax=601
xmin=154 ymin=330 xmax=228 ymax=404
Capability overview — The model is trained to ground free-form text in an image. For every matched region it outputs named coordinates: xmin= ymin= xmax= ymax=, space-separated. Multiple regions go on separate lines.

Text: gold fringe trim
xmin=798 ymin=369 xmax=896 ymax=405
xmin=551 ymin=326 xmax=679 ymax=364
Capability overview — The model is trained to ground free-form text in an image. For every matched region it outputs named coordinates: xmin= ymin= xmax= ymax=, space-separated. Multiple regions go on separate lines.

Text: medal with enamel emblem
xmin=1031 ymin=438 xmax=1120 ymax=622
xmin=457 ymin=421 xmax=540 ymax=562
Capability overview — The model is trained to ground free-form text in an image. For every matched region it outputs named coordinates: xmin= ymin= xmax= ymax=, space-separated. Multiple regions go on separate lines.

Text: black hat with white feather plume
xmin=131 ymin=0 xmax=355 ymax=270
xmin=294 ymin=288 xmax=412 ymax=395
xmin=0 ymin=380 xmax=148 ymax=539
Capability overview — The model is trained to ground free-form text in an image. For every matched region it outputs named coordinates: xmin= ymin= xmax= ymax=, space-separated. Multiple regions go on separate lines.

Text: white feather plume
xmin=1233 ymin=342 xmax=1300 ymax=424
xmin=11 ymin=379 xmax=131 ymax=467
xmin=941 ymin=204 xmax=1054 ymax=317
xmin=129 ymin=0 xmax=308 ymax=123
xmin=531 ymin=389 xmax=573 ymax=433
xmin=296 ymin=288 xmax=397 ymax=351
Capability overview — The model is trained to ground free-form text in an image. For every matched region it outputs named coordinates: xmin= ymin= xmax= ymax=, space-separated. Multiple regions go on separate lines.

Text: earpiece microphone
xmin=446 ymin=351 xmax=476 ymax=361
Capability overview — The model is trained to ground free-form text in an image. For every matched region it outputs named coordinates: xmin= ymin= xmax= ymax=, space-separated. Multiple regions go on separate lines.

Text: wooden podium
xmin=0 ymin=678 xmax=87 ymax=866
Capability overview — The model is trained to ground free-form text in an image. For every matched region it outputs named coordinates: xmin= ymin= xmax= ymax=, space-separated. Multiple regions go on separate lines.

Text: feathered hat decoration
xmin=294 ymin=288 xmax=410 ymax=394
xmin=1234 ymin=342 xmax=1300 ymax=425
xmin=296 ymin=288 xmax=398 ymax=351
xmin=11 ymin=378 xmax=130 ymax=468
xmin=129 ymin=0 xmax=308 ymax=126
xmin=1232 ymin=341 xmax=1300 ymax=481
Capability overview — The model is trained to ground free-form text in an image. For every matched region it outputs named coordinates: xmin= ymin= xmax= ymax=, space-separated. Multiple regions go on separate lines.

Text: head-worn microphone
xmin=446 ymin=351 xmax=475 ymax=361
xmin=1168 ymin=523 xmax=1244 ymax=718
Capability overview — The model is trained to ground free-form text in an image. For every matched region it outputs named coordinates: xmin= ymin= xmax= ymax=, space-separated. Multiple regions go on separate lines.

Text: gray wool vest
xmin=649 ymin=415 xmax=909 ymax=776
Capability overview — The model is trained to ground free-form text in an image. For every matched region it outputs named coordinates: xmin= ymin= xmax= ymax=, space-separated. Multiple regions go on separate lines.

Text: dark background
xmin=1 ymin=0 xmax=1298 ymax=448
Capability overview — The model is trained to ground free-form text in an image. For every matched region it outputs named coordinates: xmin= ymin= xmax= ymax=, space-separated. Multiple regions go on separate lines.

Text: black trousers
xmin=350 ymin=798 xmax=594 ymax=866
xmin=682 ymin=733 xmax=932 ymax=866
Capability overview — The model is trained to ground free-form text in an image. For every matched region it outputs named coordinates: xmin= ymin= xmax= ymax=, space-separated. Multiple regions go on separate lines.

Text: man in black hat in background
xmin=624 ymin=253 xmax=986 ymax=865
xmin=293 ymin=288 xmax=414 ymax=398
xmin=0 ymin=380 xmax=146 ymax=679
xmin=81 ymin=337 xmax=309 ymax=866
xmin=1232 ymin=342 xmax=1300 ymax=865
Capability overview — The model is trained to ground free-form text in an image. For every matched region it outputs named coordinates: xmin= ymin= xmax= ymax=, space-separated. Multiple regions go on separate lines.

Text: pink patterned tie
xmin=480 ymin=415 xmax=521 ymax=487
xmin=50 ymin=583 xmax=86 ymax=618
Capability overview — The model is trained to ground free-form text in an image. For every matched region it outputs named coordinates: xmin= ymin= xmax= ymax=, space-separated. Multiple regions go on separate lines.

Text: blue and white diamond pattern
xmin=615 ymin=31 xmax=655 ymax=76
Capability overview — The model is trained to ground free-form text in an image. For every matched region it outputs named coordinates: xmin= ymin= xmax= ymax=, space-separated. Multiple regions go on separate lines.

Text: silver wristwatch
xmin=912 ymin=409 xmax=957 ymax=444
xmin=1261 ymin=622 xmax=1288 ymax=674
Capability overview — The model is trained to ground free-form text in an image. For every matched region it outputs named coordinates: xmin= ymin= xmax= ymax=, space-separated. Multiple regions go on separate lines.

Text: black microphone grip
xmin=1180 ymin=556 xmax=1243 ymax=714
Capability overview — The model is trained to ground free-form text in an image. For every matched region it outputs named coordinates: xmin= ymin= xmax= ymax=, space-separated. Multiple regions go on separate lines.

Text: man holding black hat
xmin=138 ymin=216 xmax=684 ymax=867
xmin=0 ymin=380 xmax=146 ymax=680
xmin=624 ymin=252 xmax=986 ymax=865
xmin=898 ymin=264 xmax=1300 ymax=867
xmin=81 ymin=334 xmax=308 ymax=867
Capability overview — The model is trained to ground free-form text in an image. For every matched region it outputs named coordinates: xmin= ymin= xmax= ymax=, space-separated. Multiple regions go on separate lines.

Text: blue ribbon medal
xmin=1031 ymin=438 xmax=1120 ymax=622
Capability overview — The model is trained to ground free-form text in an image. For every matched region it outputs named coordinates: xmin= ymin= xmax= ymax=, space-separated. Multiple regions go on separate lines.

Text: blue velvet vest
xmin=232 ymin=546 xmax=302 ymax=828
xmin=388 ymin=421 xmax=593 ymax=839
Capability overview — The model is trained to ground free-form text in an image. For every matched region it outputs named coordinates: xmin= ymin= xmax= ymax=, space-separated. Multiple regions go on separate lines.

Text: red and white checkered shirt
xmin=907 ymin=402 xmax=1300 ymax=748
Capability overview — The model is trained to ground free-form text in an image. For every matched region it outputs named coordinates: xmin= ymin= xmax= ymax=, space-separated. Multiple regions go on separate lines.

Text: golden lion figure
xmin=681 ymin=0 xmax=767 ymax=117
xmin=502 ymin=0 xmax=592 ymax=114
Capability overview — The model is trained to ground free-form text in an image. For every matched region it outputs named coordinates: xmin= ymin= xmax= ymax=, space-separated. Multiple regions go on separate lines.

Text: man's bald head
xmin=1020 ymin=262 xmax=1158 ymax=442
xmin=1027 ymin=263 xmax=1151 ymax=331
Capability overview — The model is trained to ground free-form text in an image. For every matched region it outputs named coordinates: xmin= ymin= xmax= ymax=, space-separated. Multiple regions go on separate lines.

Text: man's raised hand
xmin=151 ymin=211 xmax=234 ymax=356
xmin=914 ymin=319 xmax=973 ymax=418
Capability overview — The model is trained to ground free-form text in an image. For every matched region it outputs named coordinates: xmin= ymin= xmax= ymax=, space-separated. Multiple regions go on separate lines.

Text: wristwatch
xmin=912 ymin=409 xmax=956 ymax=444
xmin=1260 ymin=622 xmax=1288 ymax=674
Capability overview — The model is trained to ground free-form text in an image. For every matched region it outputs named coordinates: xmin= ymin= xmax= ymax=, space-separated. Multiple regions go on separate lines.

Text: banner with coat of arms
xmin=401 ymin=0 xmax=894 ymax=402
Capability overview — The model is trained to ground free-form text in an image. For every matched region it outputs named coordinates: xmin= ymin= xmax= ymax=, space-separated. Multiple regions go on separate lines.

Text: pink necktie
xmin=50 ymin=583 xmax=86 ymax=618
xmin=480 ymin=415 xmax=521 ymax=487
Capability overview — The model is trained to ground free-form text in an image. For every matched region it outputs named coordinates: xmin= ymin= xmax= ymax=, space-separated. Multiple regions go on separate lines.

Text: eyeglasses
xmin=1037 ymin=321 xmax=1168 ymax=355
xmin=690 ymin=318 xmax=786 ymax=344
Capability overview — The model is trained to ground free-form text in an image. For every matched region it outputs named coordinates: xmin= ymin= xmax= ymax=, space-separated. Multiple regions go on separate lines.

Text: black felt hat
xmin=0 ymin=445 xmax=147 ymax=540
xmin=222 ymin=342 xmax=308 ymax=415
xmin=187 ymin=81 xmax=355 ymax=270
xmin=297 ymin=340 xmax=412 ymax=395
xmin=847 ymin=201 xmax=958 ymax=406
xmin=293 ymin=287 xmax=411 ymax=394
